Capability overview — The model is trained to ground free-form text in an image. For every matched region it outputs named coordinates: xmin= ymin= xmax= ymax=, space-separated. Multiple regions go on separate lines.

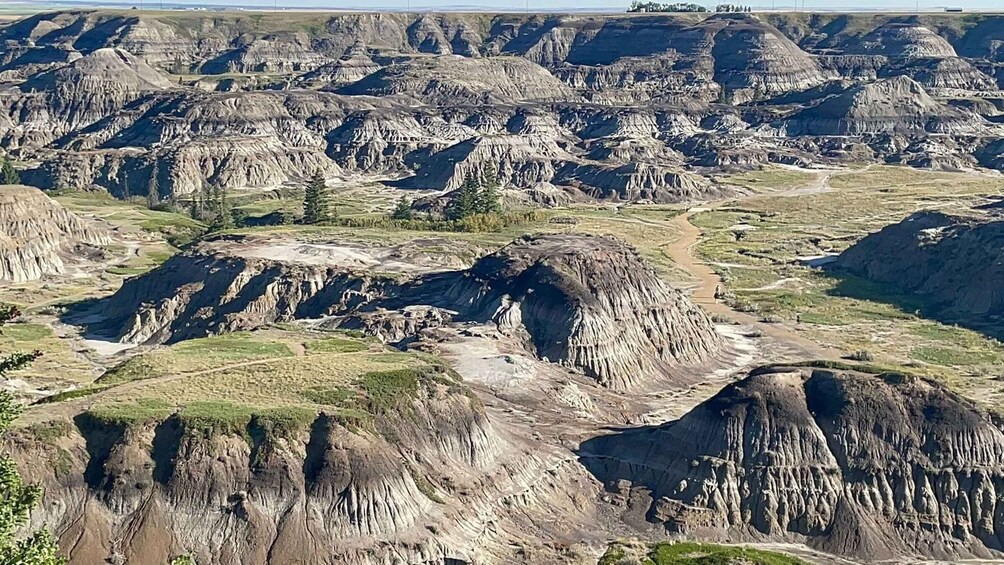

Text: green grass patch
xmin=249 ymin=406 xmax=316 ymax=440
xmin=0 ymin=323 xmax=52 ymax=341
xmin=358 ymin=369 xmax=421 ymax=413
xmin=599 ymin=541 xmax=806 ymax=565
xmin=177 ymin=401 xmax=254 ymax=438
xmin=304 ymin=337 xmax=368 ymax=354
xmin=172 ymin=333 xmax=293 ymax=361
xmin=911 ymin=346 xmax=1001 ymax=367
xmin=648 ymin=541 xmax=806 ymax=565
xmin=84 ymin=399 xmax=175 ymax=427
xmin=301 ymin=385 xmax=358 ymax=406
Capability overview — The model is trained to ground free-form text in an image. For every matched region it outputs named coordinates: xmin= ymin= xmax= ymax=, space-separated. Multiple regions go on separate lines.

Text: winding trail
xmin=663 ymin=171 xmax=844 ymax=362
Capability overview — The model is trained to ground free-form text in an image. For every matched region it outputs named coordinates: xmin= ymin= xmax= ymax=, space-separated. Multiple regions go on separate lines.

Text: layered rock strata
xmin=580 ymin=366 xmax=1004 ymax=560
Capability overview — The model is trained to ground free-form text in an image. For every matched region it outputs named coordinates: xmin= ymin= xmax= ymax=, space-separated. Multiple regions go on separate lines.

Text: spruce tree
xmin=391 ymin=195 xmax=413 ymax=220
xmin=146 ymin=161 xmax=160 ymax=209
xmin=302 ymin=170 xmax=330 ymax=225
xmin=0 ymin=306 xmax=65 ymax=565
xmin=208 ymin=185 xmax=234 ymax=232
xmin=475 ymin=165 xmax=502 ymax=215
xmin=0 ymin=157 xmax=18 ymax=186
xmin=447 ymin=173 xmax=479 ymax=220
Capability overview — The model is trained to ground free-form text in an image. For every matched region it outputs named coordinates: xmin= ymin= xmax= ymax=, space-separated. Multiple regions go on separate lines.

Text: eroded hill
xmin=1 ymin=11 xmax=1003 ymax=202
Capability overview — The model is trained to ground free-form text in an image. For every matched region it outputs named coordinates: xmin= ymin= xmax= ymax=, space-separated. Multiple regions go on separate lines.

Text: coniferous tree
xmin=208 ymin=185 xmax=233 ymax=232
xmin=475 ymin=165 xmax=502 ymax=215
xmin=447 ymin=173 xmax=479 ymax=221
xmin=146 ymin=161 xmax=160 ymax=209
xmin=0 ymin=306 xmax=65 ymax=565
xmin=302 ymin=170 xmax=330 ymax=225
xmin=0 ymin=157 xmax=18 ymax=186
xmin=391 ymin=195 xmax=413 ymax=220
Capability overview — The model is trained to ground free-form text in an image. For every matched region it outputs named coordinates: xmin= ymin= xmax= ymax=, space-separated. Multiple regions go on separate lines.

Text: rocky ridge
xmin=2 ymin=11 xmax=1003 ymax=202
xmin=84 ymin=233 xmax=724 ymax=390
xmin=835 ymin=209 xmax=1004 ymax=331
xmin=580 ymin=365 xmax=1004 ymax=561
xmin=15 ymin=371 xmax=506 ymax=565
xmin=0 ymin=184 xmax=110 ymax=282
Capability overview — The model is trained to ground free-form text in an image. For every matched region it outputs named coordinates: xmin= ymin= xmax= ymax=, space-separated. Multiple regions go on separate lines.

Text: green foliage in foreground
xmin=599 ymin=541 xmax=806 ymax=565
xmin=0 ymin=306 xmax=64 ymax=565
xmin=0 ymin=156 xmax=18 ymax=186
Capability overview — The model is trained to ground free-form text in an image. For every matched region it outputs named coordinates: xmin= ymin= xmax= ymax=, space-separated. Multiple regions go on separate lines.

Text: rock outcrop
xmin=435 ymin=234 xmax=724 ymax=389
xmin=338 ymin=55 xmax=578 ymax=105
xmin=4 ymin=11 xmax=1004 ymax=200
xmin=834 ymin=210 xmax=1004 ymax=329
xmin=0 ymin=184 xmax=110 ymax=282
xmin=782 ymin=76 xmax=987 ymax=135
xmin=580 ymin=366 xmax=1004 ymax=561
xmin=15 ymin=370 xmax=503 ymax=565
xmin=84 ymin=233 xmax=722 ymax=389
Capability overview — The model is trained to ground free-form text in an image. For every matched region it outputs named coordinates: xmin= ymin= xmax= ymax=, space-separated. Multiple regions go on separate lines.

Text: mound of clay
xmin=581 ymin=366 xmax=1004 ymax=560
xmin=0 ymin=185 xmax=110 ymax=282
xmin=783 ymin=76 xmax=986 ymax=135
xmin=16 ymin=369 xmax=501 ymax=565
xmin=338 ymin=55 xmax=578 ymax=105
xmin=835 ymin=210 xmax=1004 ymax=325
xmin=18 ymin=47 xmax=171 ymax=131
xmin=441 ymin=234 xmax=724 ymax=389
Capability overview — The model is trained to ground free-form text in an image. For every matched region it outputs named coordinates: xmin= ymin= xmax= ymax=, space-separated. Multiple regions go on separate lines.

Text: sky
xmin=7 ymin=0 xmax=1002 ymax=12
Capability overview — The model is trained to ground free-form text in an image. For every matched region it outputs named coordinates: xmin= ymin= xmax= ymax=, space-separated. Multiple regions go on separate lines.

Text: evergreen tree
xmin=302 ymin=170 xmax=330 ymax=225
xmin=207 ymin=185 xmax=233 ymax=232
xmin=446 ymin=173 xmax=479 ymax=221
xmin=390 ymin=196 xmax=413 ymax=220
xmin=475 ymin=165 xmax=502 ymax=215
xmin=0 ymin=157 xmax=18 ymax=186
xmin=0 ymin=306 xmax=64 ymax=565
xmin=146 ymin=161 xmax=160 ymax=209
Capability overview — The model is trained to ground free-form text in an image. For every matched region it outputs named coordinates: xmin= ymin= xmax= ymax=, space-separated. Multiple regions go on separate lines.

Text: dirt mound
xmin=337 ymin=55 xmax=578 ymax=105
xmin=580 ymin=365 xmax=1004 ymax=560
xmin=835 ymin=210 xmax=1004 ymax=330
xmin=0 ymin=184 xmax=110 ymax=282
xmin=441 ymin=234 xmax=725 ymax=389
xmin=783 ymin=76 xmax=987 ymax=135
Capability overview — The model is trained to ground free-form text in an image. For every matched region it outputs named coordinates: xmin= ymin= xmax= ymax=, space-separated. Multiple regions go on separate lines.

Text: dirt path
xmin=663 ymin=172 xmax=845 ymax=362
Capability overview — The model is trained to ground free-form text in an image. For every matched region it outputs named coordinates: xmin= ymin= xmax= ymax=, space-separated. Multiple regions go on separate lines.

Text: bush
xmin=849 ymin=349 xmax=875 ymax=362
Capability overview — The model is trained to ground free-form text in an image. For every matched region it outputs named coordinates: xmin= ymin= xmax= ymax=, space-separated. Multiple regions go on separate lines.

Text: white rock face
xmin=0 ymin=184 xmax=110 ymax=282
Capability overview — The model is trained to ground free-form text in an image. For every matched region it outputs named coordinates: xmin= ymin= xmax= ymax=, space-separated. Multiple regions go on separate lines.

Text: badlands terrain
xmin=2 ymin=7 xmax=1004 ymax=565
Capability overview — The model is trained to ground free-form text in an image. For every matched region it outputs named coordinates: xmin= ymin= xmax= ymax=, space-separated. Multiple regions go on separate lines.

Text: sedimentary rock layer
xmin=0 ymin=184 xmax=110 ymax=282
xmin=580 ymin=366 xmax=1004 ymax=561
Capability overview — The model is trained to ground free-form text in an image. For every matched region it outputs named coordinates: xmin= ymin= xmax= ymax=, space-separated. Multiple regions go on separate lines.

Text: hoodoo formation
xmin=0 ymin=184 xmax=110 ymax=282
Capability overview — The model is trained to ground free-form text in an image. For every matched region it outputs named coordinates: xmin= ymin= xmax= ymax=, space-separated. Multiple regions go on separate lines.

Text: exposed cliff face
xmin=580 ymin=366 xmax=1004 ymax=561
xmin=835 ymin=210 xmax=1004 ymax=328
xmin=3 ymin=10 xmax=1004 ymax=200
xmin=0 ymin=184 xmax=110 ymax=282
xmin=84 ymin=233 xmax=721 ymax=390
xmin=437 ymin=234 xmax=725 ymax=389
xmin=782 ymin=76 xmax=987 ymax=135
xmin=14 ymin=375 xmax=503 ymax=565
xmin=12 ymin=48 xmax=171 ymax=144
